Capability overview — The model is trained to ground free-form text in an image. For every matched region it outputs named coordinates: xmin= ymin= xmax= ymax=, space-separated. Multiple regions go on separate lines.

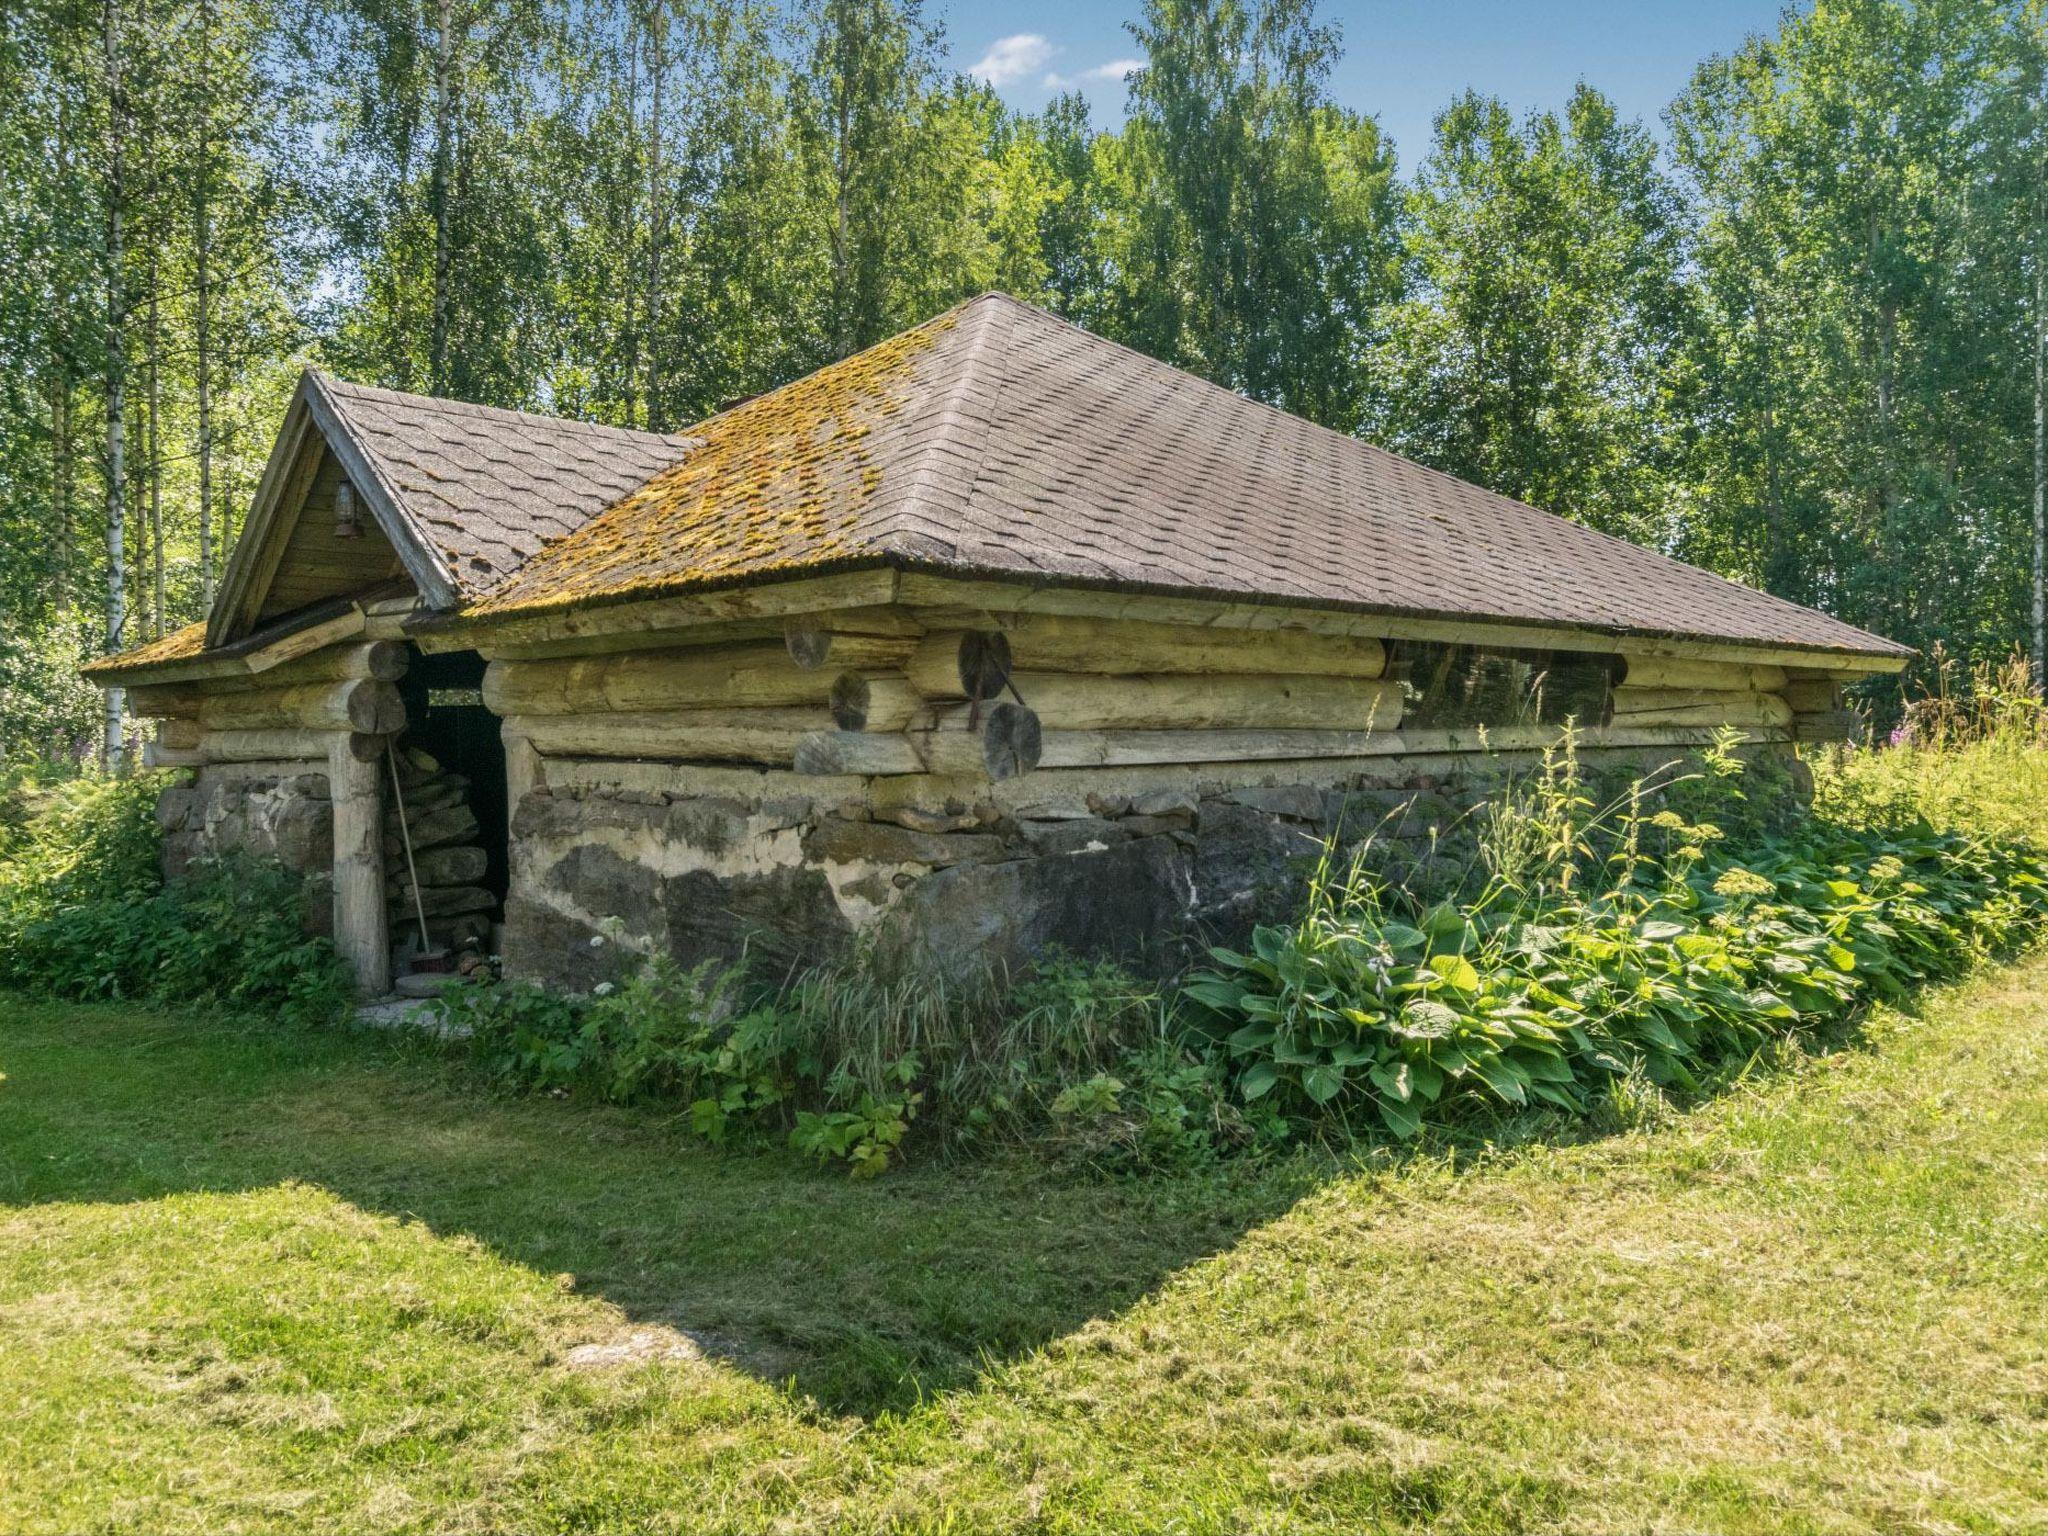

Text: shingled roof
xmin=460 ymin=294 xmax=1906 ymax=660
xmin=93 ymin=292 xmax=1908 ymax=679
xmin=309 ymin=373 xmax=697 ymax=599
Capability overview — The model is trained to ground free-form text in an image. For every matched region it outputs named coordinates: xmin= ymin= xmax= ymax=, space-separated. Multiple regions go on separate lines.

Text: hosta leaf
xmin=1377 ymin=1093 xmax=1423 ymax=1139
xmin=1427 ymin=953 xmax=1483 ymax=992
xmin=1226 ymin=1021 xmax=1276 ymax=1051
xmin=1368 ymin=1060 xmax=1413 ymax=1101
xmin=1239 ymin=1062 xmax=1280 ymax=1100
xmin=1302 ymin=1063 xmax=1346 ymax=1104
xmin=1397 ymin=998 xmax=1462 ymax=1039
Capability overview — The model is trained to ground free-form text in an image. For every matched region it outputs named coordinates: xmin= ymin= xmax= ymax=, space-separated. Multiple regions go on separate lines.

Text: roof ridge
xmin=314 ymin=369 xmax=698 ymax=449
xmin=866 ymin=295 xmax=1007 ymax=558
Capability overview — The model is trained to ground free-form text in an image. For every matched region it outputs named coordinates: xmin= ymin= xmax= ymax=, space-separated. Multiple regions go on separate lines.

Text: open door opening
xmin=386 ymin=646 xmax=507 ymax=963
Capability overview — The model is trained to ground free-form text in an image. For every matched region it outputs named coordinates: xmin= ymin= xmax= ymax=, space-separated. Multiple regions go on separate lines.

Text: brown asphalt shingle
xmin=463 ymin=294 xmax=1906 ymax=659
xmin=314 ymin=375 xmax=697 ymax=597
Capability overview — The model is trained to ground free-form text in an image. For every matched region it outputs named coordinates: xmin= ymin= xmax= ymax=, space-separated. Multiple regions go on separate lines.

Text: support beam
xmin=327 ymin=735 xmax=390 ymax=997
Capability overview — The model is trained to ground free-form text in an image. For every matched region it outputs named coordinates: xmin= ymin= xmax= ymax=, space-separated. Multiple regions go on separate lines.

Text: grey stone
xmin=1018 ymin=817 xmax=1130 ymax=856
xmin=660 ymin=865 xmax=851 ymax=971
xmin=1223 ymin=784 xmax=1325 ymax=822
xmin=665 ymin=795 xmax=754 ymax=855
xmin=803 ymin=818 xmax=1006 ymax=868
xmin=882 ymin=804 xmax=987 ymax=834
xmin=883 ymin=836 xmax=1196 ymax=978
xmin=1186 ymin=802 xmax=1326 ymax=945
xmin=1129 ymin=787 xmax=1199 ymax=818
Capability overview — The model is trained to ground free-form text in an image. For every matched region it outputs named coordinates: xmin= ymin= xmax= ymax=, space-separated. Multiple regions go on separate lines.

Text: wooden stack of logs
xmin=132 ymin=640 xmax=409 ymax=766
xmin=486 ymin=615 xmax=1407 ymax=780
xmin=384 ymin=747 xmax=494 ymax=953
xmin=480 ymin=606 xmax=1874 ymax=781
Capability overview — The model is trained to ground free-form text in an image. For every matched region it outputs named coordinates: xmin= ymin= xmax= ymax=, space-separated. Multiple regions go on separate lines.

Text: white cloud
xmin=971 ymin=34 xmax=1055 ymax=87
xmin=1044 ymin=56 xmax=1146 ymax=89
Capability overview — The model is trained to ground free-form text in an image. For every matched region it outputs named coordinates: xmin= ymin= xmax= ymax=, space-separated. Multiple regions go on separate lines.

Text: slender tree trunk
xmin=2033 ymin=258 xmax=2045 ymax=692
xmin=618 ymin=8 xmax=640 ymax=426
xmin=430 ymin=0 xmax=455 ymax=395
xmin=195 ymin=0 xmax=215 ymax=607
xmin=102 ymin=0 xmax=128 ymax=770
xmin=53 ymin=371 xmax=74 ymax=615
xmin=147 ymin=251 xmax=164 ymax=639
xmin=643 ymin=4 xmax=666 ymax=427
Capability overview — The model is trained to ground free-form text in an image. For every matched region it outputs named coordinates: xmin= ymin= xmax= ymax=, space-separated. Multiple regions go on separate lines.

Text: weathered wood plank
xmin=418 ymin=570 xmax=904 ymax=655
xmin=895 ymin=573 xmax=1910 ymax=674
xmin=1609 ymin=688 xmax=1793 ymax=728
xmin=482 ymin=640 xmax=916 ymax=717
xmin=1618 ymin=657 xmax=1788 ymax=692
xmin=912 ymin=671 xmax=1404 ymax=732
xmin=200 ymin=679 xmax=406 ymax=735
xmin=906 ymin=618 xmax=1387 ymax=688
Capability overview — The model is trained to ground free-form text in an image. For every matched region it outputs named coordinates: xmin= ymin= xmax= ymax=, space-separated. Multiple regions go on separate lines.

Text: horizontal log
xmin=156 ymin=717 xmax=204 ymax=750
xmin=507 ymin=708 xmax=853 ymax=764
xmin=193 ymin=729 xmax=358 ymax=765
xmin=213 ymin=640 xmax=409 ymax=690
xmin=797 ymin=722 xmax=1794 ymax=776
xmin=482 ymin=639 xmax=917 ymax=717
xmin=1618 ymin=657 xmax=1788 ymax=693
xmin=905 ymin=619 xmax=1386 ymax=691
xmin=915 ymin=673 xmax=1406 ymax=732
xmin=200 ymin=678 xmax=406 ymax=734
xmin=142 ymin=741 xmax=206 ymax=768
xmin=1794 ymin=709 xmax=1863 ymax=743
xmin=1783 ymin=680 xmax=1843 ymax=714
xmin=1610 ymin=688 xmax=1793 ymax=728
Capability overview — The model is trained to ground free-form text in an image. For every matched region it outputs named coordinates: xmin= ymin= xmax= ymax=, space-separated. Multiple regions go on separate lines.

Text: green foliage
xmin=0 ymin=769 xmax=349 ymax=1023
xmin=442 ymin=947 xmax=1238 ymax=1175
xmin=1188 ymin=739 xmax=2048 ymax=1139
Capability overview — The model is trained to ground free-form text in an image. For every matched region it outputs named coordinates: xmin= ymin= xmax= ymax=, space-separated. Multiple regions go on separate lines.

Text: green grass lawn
xmin=4 ymin=958 xmax=2047 ymax=1535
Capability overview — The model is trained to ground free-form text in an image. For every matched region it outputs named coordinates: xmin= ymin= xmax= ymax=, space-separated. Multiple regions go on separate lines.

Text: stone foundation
xmin=155 ymin=763 xmax=336 ymax=934
xmin=499 ymin=757 xmax=1511 ymax=992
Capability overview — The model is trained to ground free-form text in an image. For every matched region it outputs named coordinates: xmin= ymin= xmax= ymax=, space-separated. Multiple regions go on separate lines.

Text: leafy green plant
xmin=1188 ymin=738 xmax=2048 ymax=1139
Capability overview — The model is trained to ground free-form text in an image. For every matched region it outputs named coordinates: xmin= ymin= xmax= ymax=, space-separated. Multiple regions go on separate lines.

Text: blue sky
xmin=941 ymin=0 xmax=1796 ymax=162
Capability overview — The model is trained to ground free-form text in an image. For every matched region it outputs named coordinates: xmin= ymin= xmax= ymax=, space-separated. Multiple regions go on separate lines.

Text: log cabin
xmin=84 ymin=293 xmax=1910 ymax=996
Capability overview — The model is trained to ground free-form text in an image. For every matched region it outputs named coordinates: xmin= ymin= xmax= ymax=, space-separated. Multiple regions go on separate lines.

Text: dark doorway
xmin=395 ymin=647 xmax=509 ymax=924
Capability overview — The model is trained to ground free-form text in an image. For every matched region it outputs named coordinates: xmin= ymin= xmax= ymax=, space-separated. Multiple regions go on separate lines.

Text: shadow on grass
xmin=0 ymin=998 xmax=1326 ymax=1418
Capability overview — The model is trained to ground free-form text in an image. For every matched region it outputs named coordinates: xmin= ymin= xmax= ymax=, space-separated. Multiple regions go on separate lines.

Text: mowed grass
xmin=4 ymin=958 xmax=2047 ymax=1535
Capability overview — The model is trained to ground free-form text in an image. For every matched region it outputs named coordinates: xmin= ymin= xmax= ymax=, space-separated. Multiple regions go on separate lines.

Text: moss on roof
xmin=80 ymin=619 xmax=209 ymax=679
xmin=465 ymin=310 xmax=957 ymax=619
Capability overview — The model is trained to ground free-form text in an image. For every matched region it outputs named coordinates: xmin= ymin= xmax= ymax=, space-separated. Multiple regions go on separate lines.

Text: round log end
xmin=828 ymin=672 xmax=871 ymax=732
xmin=786 ymin=617 xmax=833 ymax=671
xmin=958 ymin=631 xmax=1013 ymax=701
xmin=982 ymin=701 xmax=1042 ymax=780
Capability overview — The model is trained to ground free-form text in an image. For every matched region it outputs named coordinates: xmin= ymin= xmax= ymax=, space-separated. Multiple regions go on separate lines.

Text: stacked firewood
xmin=385 ymin=747 xmax=494 ymax=953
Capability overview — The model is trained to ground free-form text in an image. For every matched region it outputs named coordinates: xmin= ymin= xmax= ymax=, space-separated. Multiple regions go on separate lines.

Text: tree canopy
xmin=1 ymin=0 xmax=2043 ymax=758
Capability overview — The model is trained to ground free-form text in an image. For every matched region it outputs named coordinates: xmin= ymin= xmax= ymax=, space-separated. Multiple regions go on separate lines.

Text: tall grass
xmin=1822 ymin=650 xmax=2048 ymax=845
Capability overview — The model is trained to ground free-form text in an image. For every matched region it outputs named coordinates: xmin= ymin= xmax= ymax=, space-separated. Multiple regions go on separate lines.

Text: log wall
xmin=119 ymin=604 xmax=1873 ymax=994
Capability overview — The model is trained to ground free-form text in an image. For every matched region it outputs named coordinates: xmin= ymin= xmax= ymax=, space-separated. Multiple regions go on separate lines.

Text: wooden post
xmin=328 ymin=733 xmax=390 ymax=997
xmin=504 ymin=728 xmax=541 ymax=821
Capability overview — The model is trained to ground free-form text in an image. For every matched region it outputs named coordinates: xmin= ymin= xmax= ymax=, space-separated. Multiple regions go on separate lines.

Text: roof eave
xmin=414 ymin=553 xmax=1913 ymax=672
